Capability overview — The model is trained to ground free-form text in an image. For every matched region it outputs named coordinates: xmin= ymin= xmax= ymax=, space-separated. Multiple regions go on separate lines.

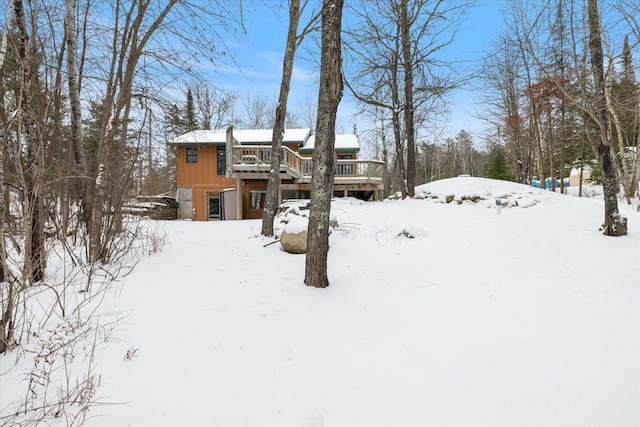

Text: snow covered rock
xmin=278 ymin=210 xmax=309 ymax=254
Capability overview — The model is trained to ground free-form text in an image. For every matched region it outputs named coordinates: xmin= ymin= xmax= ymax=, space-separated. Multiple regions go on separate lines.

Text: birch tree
xmin=65 ymin=0 xmax=91 ymax=229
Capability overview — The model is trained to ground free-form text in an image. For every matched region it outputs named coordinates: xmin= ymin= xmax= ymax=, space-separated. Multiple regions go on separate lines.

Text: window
xmin=281 ymin=190 xmax=297 ymax=200
xmin=249 ymin=191 xmax=267 ymax=210
xmin=217 ymin=146 xmax=226 ymax=175
xmin=186 ymin=147 xmax=197 ymax=163
xmin=209 ymin=193 xmax=220 ymax=219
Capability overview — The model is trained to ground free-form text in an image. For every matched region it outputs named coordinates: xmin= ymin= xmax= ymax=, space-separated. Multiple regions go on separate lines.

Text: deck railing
xmin=230 ymin=145 xmax=384 ymax=184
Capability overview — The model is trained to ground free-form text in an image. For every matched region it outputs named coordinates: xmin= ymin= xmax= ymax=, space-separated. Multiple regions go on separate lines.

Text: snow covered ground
xmin=2 ymin=177 xmax=639 ymax=426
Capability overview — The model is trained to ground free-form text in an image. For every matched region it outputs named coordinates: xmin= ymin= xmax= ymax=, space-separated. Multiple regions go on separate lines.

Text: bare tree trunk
xmin=400 ymin=0 xmax=416 ymax=197
xmin=630 ymin=126 xmax=640 ymax=202
xmin=606 ymin=81 xmax=633 ymax=204
xmin=530 ymin=103 xmax=546 ymax=190
xmin=305 ymin=0 xmax=343 ymax=288
xmin=587 ymin=0 xmax=625 ymax=236
xmin=559 ymin=94 xmax=567 ymax=194
xmin=14 ymin=0 xmax=45 ymax=283
xmin=0 ymin=225 xmax=12 ymax=353
xmin=379 ymin=116 xmax=391 ymax=197
xmin=546 ymin=107 xmax=555 ymax=191
xmin=90 ymin=0 xmax=178 ymax=262
xmin=390 ymin=45 xmax=407 ymax=198
xmin=65 ymin=0 xmax=92 ymax=228
xmin=0 ymin=1 xmax=11 ymax=230
xmin=0 ymin=170 xmax=11 ymax=350
xmin=262 ymin=0 xmax=304 ymax=237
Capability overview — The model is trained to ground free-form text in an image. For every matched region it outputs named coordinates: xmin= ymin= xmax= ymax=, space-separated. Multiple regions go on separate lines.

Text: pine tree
xmin=165 ymin=89 xmax=198 ymax=138
xmin=612 ymin=36 xmax=638 ymax=152
xmin=610 ymin=35 xmax=639 ymax=201
xmin=484 ymin=145 xmax=514 ymax=182
xmin=186 ymin=88 xmax=197 ymax=131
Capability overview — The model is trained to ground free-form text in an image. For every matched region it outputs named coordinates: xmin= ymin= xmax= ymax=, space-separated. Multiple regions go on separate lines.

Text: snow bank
xmin=415 ymin=176 xmax=548 ymax=209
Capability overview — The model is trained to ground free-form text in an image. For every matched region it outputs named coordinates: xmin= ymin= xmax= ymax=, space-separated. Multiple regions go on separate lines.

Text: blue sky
xmin=213 ymin=1 xmax=506 ymax=144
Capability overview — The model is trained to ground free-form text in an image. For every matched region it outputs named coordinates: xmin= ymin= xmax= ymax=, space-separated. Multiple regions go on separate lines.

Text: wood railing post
xmin=231 ymin=146 xmax=383 ymax=184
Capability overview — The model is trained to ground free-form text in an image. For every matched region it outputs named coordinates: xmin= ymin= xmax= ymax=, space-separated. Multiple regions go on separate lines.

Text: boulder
xmin=280 ymin=229 xmax=308 ymax=254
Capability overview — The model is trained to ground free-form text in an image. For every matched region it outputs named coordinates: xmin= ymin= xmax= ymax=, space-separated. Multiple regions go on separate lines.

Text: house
xmin=168 ymin=126 xmax=384 ymax=220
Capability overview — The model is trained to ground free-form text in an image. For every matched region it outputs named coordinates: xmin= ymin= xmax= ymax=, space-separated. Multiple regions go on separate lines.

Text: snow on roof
xmin=169 ymin=128 xmax=312 ymax=145
xmin=169 ymin=128 xmax=359 ymax=151
xmin=234 ymin=128 xmax=311 ymax=144
xmin=169 ymin=130 xmax=227 ymax=145
xmin=301 ymin=133 xmax=360 ymax=152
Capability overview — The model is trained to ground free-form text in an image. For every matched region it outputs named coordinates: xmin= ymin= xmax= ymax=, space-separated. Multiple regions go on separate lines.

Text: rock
xmin=445 ymin=195 xmax=455 ymax=203
xmin=463 ymin=195 xmax=482 ymax=203
xmin=280 ymin=229 xmax=308 ymax=254
xmin=607 ymin=214 xmax=628 ymax=236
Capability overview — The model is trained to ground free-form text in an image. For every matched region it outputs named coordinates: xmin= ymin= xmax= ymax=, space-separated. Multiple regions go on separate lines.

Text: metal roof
xmin=169 ymin=128 xmax=359 ymax=152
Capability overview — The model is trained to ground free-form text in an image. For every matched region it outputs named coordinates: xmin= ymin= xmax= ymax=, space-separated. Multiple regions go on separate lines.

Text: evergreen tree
xmin=484 ymin=145 xmax=514 ymax=181
xmin=612 ymin=36 xmax=638 ymax=148
xmin=165 ymin=88 xmax=199 ymax=138
xmin=186 ymin=88 xmax=197 ymax=131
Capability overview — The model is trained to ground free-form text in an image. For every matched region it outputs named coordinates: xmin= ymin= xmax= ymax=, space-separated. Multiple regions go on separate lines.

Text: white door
xmin=177 ymin=188 xmax=192 ymax=220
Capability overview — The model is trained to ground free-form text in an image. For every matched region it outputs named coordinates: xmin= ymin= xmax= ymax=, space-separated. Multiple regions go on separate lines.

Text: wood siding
xmin=175 ymin=145 xmax=374 ymax=221
xmin=176 ymin=146 xmax=236 ymax=188
xmin=176 ymin=146 xmax=237 ymax=221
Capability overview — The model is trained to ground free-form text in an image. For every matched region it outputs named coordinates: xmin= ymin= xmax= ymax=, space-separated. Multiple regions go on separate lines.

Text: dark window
xmin=209 ymin=194 xmax=220 ymax=219
xmin=281 ymin=190 xmax=297 ymax=200
xmin=186 ymin=147 xmax=197 ymax=163
xmin=217 ymin=146 xmax=226 ymax=175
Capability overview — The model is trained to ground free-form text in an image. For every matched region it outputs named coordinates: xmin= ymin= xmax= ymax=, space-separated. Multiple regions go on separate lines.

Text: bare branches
xmin=343 ymin=0 xmax=471 ymax=195
xmin=479 ymin=0 xmax=634 ymax=231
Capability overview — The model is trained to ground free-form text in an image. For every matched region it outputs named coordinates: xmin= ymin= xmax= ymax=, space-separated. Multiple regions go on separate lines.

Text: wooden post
xmin=225 ymin=124 xmax=234 ymax=178
xmin=236 ymin=179 xmax=243 ymax=220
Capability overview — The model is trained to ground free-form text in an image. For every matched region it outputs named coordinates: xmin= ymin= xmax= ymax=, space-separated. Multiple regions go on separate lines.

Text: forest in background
xmin=0 ymin=0 xmax=638 ymax=422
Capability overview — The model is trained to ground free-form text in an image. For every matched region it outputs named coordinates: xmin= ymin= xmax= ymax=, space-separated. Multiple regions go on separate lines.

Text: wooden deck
xmin=229 ymin=145 xmax=384 ymax=187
